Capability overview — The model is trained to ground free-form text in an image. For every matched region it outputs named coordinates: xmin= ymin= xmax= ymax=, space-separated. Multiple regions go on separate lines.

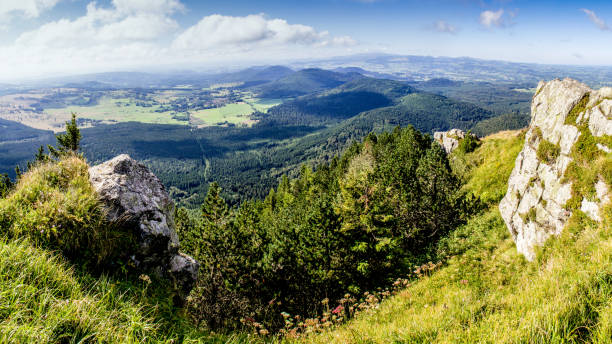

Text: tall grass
xmin=0 ymin=155 xmax=132 ymax=266
xmin=0 ymin=156 xmax=234 ymax=343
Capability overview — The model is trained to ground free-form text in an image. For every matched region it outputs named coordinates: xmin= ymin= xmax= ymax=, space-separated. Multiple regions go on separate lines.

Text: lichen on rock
xmin=500 ymin=78 xmax=612 ymax=261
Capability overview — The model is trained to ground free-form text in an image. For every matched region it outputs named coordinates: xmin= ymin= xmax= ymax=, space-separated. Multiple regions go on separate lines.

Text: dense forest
xmin=174 ymin=125 xmax=481 ymax=332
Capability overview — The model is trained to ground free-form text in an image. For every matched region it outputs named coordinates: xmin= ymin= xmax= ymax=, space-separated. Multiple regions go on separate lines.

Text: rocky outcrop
xmin=499 ymin=79 xmax=612 ymax=261
xmin=434 ymin=129 xmax=474 ymax=154
xmin=89 ymin=154 xmax=198 ymax=300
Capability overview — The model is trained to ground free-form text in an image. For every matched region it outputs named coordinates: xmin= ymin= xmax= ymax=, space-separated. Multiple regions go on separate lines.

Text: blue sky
xmin=1 ymin=0 xmax=611 ymax=80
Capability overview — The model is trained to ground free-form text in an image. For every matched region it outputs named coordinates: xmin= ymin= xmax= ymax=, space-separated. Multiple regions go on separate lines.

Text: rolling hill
xmin=252 ymin=68 xmax=363 ymax=98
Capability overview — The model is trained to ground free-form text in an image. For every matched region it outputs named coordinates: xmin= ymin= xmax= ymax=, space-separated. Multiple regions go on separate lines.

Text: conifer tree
xmin=49 ymin=113 xmax=81 ymax=158
xmin=0 ymin=174 xmax=12 ymax=198
xmin=34 ymin=145 xmax=49 ymax=163
xmin=14 ymin=165 xmax=21 ymax=180
xmin=201 ymin=182 xmax=229 ymax=227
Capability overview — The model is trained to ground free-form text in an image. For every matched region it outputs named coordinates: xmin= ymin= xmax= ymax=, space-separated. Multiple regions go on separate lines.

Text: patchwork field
xmin=0 ymin=87 xmax=284 ymax=131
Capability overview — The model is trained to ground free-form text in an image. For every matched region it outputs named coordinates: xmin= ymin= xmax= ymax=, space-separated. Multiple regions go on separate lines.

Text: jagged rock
xmin=499 ymin=79 xmax=612 ymax=261
xmin=433 ymin=129 xmax=474 ymax=154
xmin=89 ymin=154 xmax=199 ymax=300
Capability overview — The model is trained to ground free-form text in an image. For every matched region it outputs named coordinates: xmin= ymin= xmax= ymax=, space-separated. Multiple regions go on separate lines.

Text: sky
xmin=1 ymin=0 xmax=612 ymax=81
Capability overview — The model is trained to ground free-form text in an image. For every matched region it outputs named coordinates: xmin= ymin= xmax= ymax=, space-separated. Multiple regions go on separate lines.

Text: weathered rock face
xmin=499 ymin=79 xmax=612 ymax=261
xmin=434 ymin=128 xmax=472 ymax=154
xmin=89 ymin=154 xmax=199 ymax=300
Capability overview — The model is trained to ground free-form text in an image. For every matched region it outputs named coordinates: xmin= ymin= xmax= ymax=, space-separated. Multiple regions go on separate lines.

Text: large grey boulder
xmin=434 ymin=129 xmax=474 ymax=154
xmin=89 ymin=154 xmax=199 ymax=300
xmin=499 ymin=79 xmax=612 ymax=261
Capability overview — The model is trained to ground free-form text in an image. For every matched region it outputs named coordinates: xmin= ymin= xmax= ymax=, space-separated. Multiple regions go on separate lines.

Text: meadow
xmin=46 ymin=97 xmax=188 ymax=126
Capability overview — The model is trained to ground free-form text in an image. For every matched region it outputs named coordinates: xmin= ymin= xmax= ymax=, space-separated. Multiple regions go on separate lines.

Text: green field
xmin=44 ymin=94 xmax=283 ymax=128
xmin=46 ymin=97 xmax=187 ymax=125
xmin=190 ymin=102 xmax=254 ymax=126
xmin=244 ymin=97 xmax=283 ymax=112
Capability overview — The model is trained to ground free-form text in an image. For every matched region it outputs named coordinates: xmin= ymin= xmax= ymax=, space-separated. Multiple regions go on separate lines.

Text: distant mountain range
xmin=8 ymin=53 xmax=612 ymax=90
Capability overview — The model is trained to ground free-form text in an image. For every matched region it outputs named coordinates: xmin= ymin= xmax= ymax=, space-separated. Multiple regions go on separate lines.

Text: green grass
xmin=301 ymin=129 xmax=612 ymax=344
xmin=562 ymin=97 xmax=612 ymax=211
xmin=451 ymin=130 xmax=525 ymax=205
xmin=565 ymin=93 xmax=591 ymax=126
xmin=0 ymin=156 xmax=128 ymax=265
xmin=190 ymin=103 xmax=255 ymax=126
xmin=537 ymin=139 xmax=561 ymax=164
xmin=0 ymin=156 xmax=252 ymax=343
xmin=244 ymin=98 xmax=283 ymax=113
xmin=46 ymin=97 xmax=188 ymax=126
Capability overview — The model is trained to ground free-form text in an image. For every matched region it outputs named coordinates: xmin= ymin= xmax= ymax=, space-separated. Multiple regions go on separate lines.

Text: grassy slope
xmin=0 ymin=157 xmax=231 ymax=343
xmin=305 ymin=130 xmax=612 ymax=343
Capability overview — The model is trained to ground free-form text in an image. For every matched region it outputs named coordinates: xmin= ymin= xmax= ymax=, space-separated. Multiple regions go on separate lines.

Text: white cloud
xmin=0 ymin=4 xmax=357 ymax=80
xmin=433 ymin=20 xmax=457 ymax=34
xmin=15 ymin=2 xmax=179 ymax=47
xmin=112 ymin=0 xmax=184 ymax=15
xmin=173 ymin=14 xmax=354 ymax=50
xmin=581 ymin=9 xmax=610 ymax=31
xmin=479 ymin=9 xmax=505 ymax=28
xmin=0 ymin=0 xmax=61 ymax=20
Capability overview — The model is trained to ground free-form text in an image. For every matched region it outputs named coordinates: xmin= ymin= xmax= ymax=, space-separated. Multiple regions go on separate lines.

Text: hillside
xmin=258 ymin=77 xmax=417 ymax=126
xmin=200 ymin=79 xmax=495 ymax=203
xmin=305 ymin=79 xmax=612 ymax=343
xmin=0 ymin=156 xmax=213 ymax=342
xmin=308 ymin=128 xmax=612 ymax=343
xmin=252 ymin=68 xmax=362 ymax=98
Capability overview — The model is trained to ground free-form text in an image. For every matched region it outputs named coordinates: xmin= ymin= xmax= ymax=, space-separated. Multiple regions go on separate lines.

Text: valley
xmin=0 ymin=57 xmax=601 ymax=207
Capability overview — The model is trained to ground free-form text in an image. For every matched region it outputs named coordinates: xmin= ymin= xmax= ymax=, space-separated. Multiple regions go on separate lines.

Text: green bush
xmin=456 ymin=131 xmax=480 ymax=154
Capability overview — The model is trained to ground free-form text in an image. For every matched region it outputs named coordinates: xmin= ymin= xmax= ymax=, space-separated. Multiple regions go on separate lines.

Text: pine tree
xmin=201 ymin=182 xmax=229 ymax=227
xmin=49 ymin=113 xmax=81 ymax=158
xmin=0 ymin=174 xmax=12 ymax=198
xmin=34 ymin=145 xmax=49 ymax=163
xmin=14 ymin=165 xmax=21 ymax=180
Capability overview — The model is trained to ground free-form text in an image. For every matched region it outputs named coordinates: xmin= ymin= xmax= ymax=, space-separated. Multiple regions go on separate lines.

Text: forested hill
xmin=212 ymin=84 xmax=496 ymax=203
xmin=258 ymin=77 xmax=417 ymax=126
xmin=251 ymin=68 xmax=363 ymax=98
xmin=186 ymin=78 xmax=496 ymax=204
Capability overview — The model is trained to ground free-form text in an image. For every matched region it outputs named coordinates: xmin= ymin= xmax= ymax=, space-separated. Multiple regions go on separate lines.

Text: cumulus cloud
xmin=173 ymin=14 xmax=355 ymax=50
xmin=0 ymin=2 xmax=357 ymax=80
xmin=15 ymin=2 xmax=179 ymax=48
xmin=112 ymin=0 xmax=184 ymax=15
xmin=0 ymin=0 xmax=61 ymax=20
xmin=581 ymin=9 xmax=610 ymax=31
xmin=479 ymin=9 xmax=505 ymax=28
xmin=432 ymin=20 xmax=457 ymax=34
